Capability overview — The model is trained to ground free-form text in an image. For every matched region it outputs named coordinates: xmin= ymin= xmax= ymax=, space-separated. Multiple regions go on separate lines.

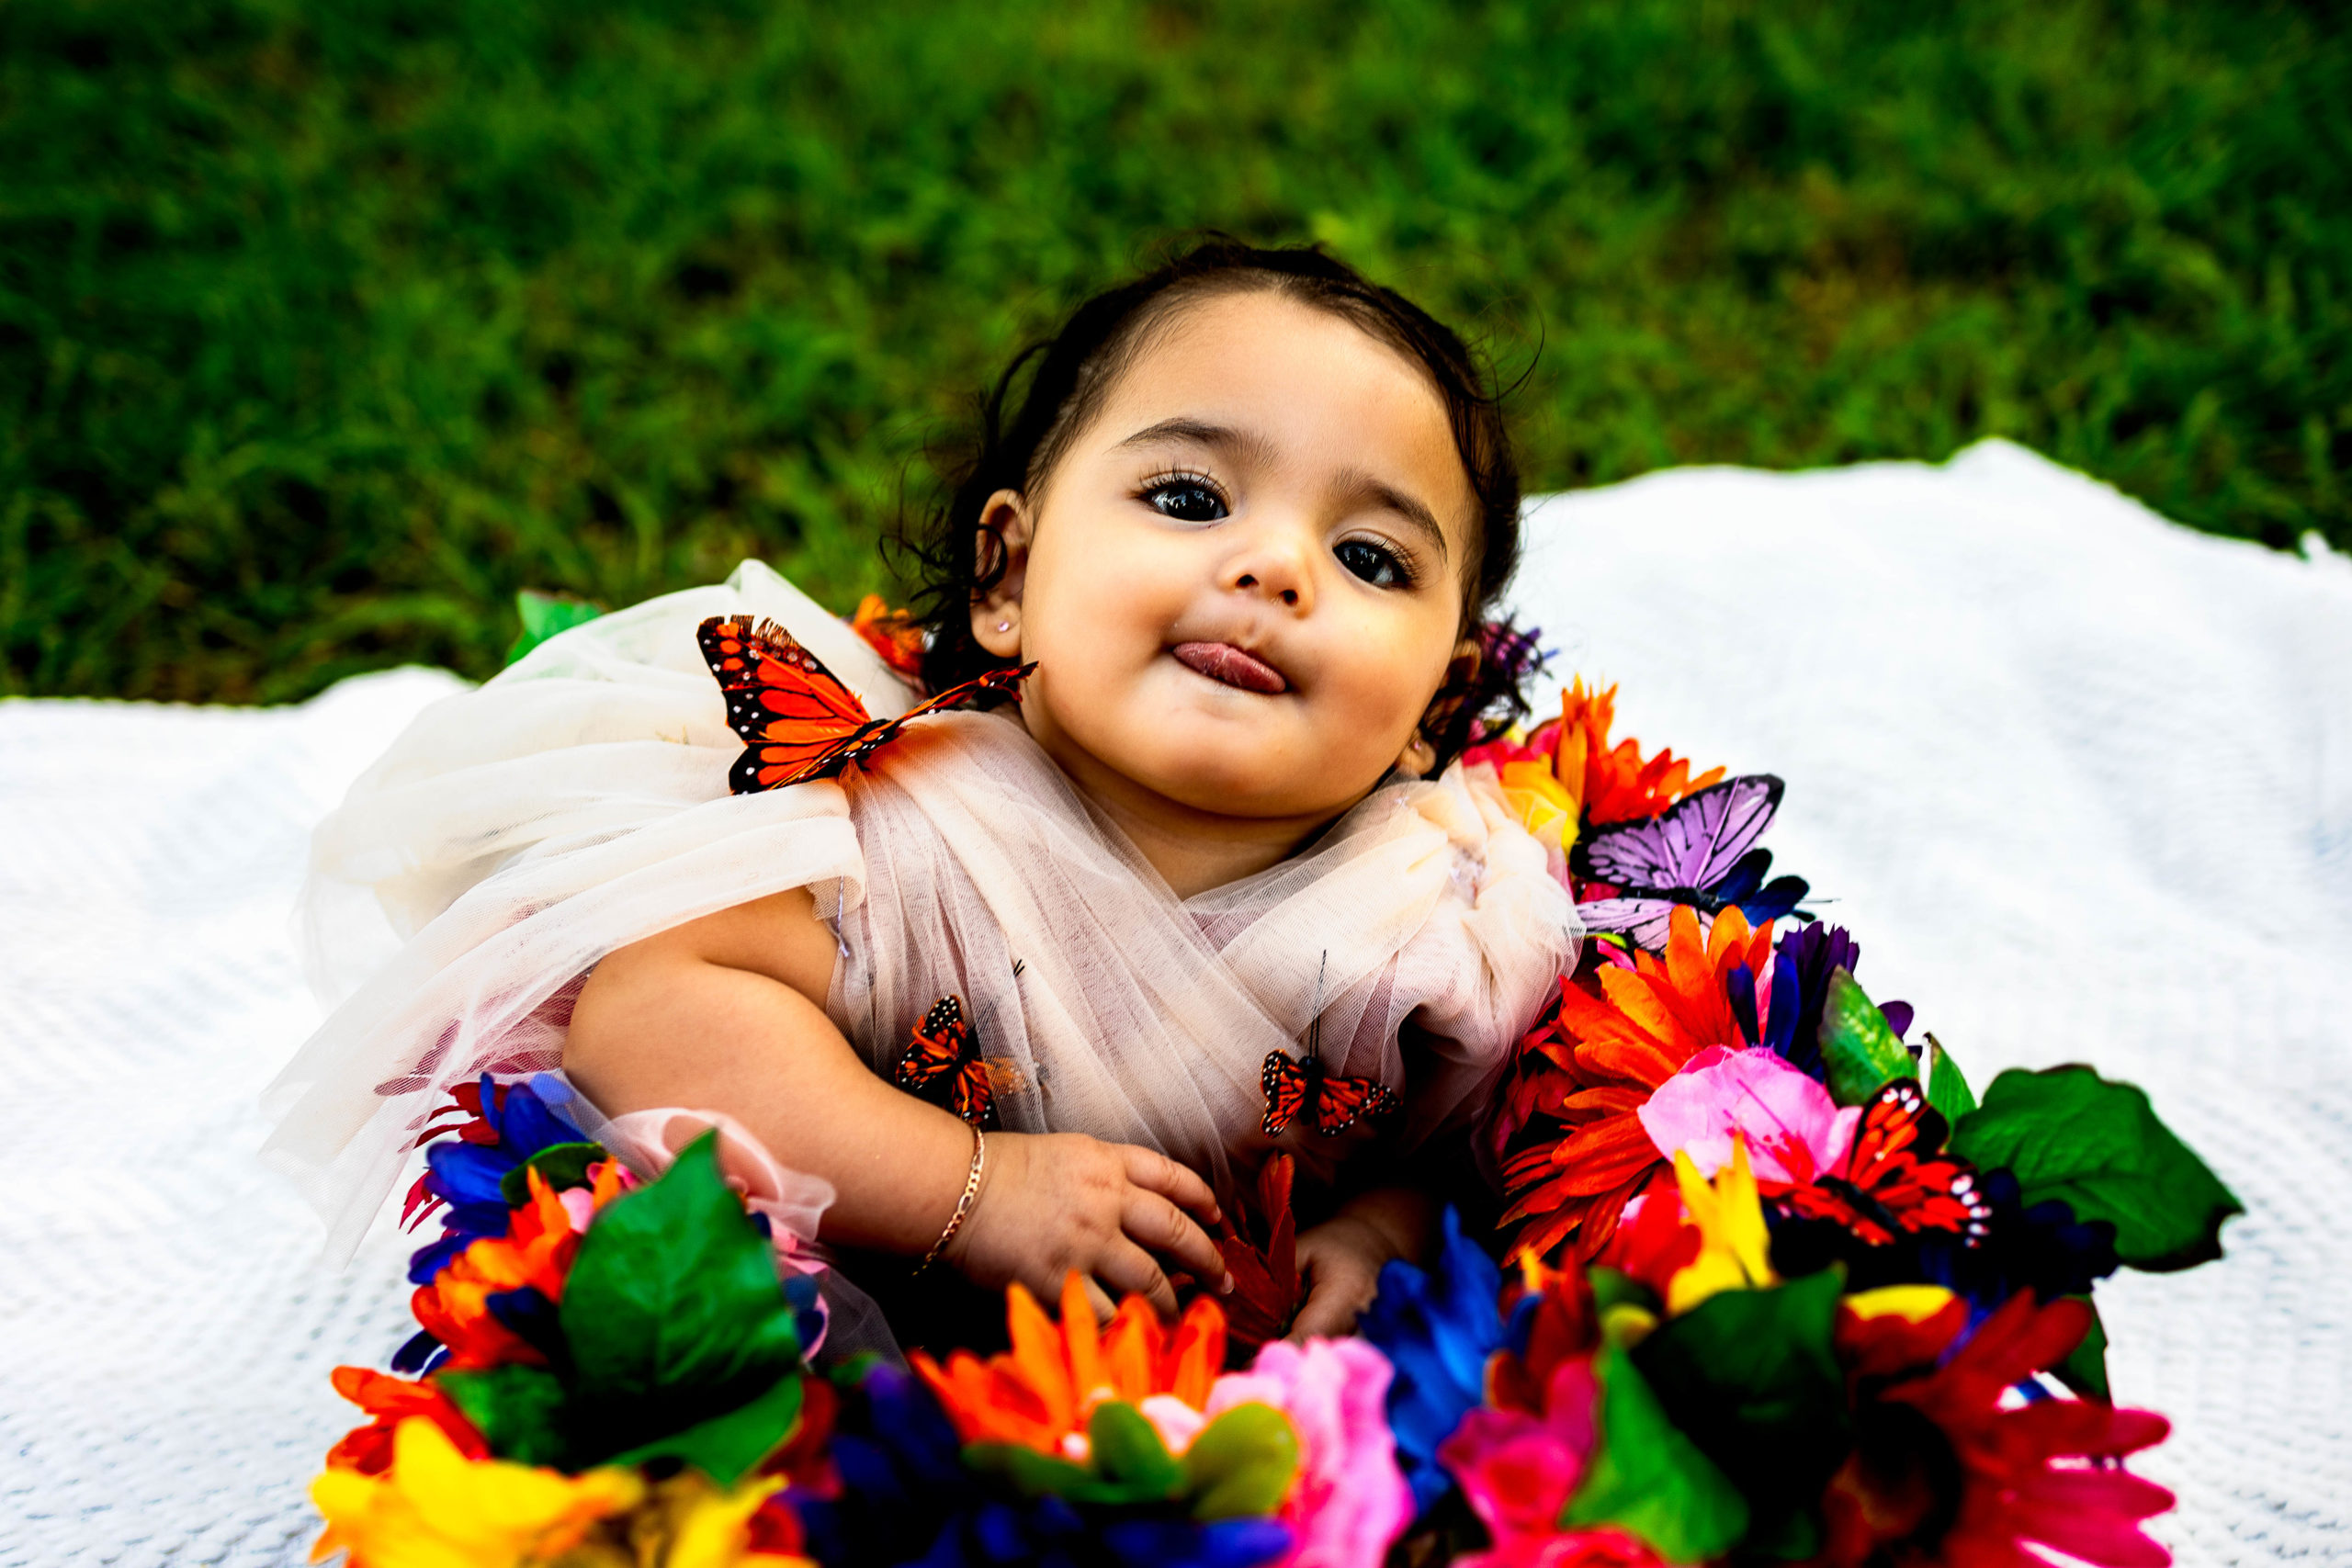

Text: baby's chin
xmin=1102 ymin=723 xmax=1396 ymax=821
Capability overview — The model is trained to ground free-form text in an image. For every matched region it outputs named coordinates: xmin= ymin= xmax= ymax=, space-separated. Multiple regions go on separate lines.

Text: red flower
xmin=1216 ymin=1154 xmax=1302 ymax=1353
xmin=1495 ymin=906 xmax=1774 ymax=1262
xmin=322 ymin=1367 xmax=489 ymax=1476
xmin=850 ymin=595 xmax=928 ymax=682
xmin=1820 ymin=1293 xmax=2176 ymax=1567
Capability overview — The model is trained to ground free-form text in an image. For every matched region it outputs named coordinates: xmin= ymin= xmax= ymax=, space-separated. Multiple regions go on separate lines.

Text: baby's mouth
xmin=1171 ymin=641 xmax=1290 ymax=695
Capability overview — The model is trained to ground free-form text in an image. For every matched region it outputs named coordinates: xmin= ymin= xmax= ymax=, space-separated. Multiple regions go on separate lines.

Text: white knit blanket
xmin=4 ymin=439 xmax=2346 ymax=1565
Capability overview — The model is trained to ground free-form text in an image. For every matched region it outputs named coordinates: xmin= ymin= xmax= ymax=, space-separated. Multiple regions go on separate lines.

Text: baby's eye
xmin=1335 ymin=537 xmax=1409 ymax=588
xmin=1145 ymin=478 xmax=1228 ymax=524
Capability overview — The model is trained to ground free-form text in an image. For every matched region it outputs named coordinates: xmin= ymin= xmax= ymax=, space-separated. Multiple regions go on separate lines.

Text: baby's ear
xmin=970 ymin=490 xmax=1032 ymax=660
xmin=1397 ymin=637 xmax=1483 ymax=778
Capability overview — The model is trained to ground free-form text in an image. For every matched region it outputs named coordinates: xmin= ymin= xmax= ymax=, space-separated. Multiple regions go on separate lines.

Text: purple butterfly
xmin=1570 ymin=774 xmax=1810 ymax=951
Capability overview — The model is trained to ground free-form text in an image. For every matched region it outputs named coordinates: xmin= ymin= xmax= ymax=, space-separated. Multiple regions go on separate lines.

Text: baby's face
xmin=977 ymin=290 xmax=1477 ymax=822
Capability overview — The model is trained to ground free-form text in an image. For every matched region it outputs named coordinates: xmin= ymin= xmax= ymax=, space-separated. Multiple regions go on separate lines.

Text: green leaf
xmin=1588 ymin=1266 xmax=1657 ymax=1316
xmin=1923 ymin=1033 xmax=1976 ymax=1125
xmin=559 ymin=1130 xmax=804 ymax=1401
xmin=1182 ymin=1403 xmax=1301 ymax=1521
xmin=504 ymin=591 xmax=604 ymax=666
xmin=1090 ymin=1401 xmax=1188 ymax=1499
xmin=2052 ymin=1298 xmax=2110 ymax=1401
xmin=967 ymin=1442 xmax=1095 ymax=1498
xmin=1630 ymin=1269 xmax=1850 ymax=1557
xmin=499 ymin=1141 xmax=606 ymax=1206
xmin=437 ymin=1363 xmax=571 ymax=1469
xmin=607 ymin=1371 xmax=804 ymax=1486
xmin=1950 ymin=1066 xmax=2242 ymax=1270
xmin=1818 ymin=968 xmax=1914 ymax=1107
xmin=1562 ymin=1344 xmax=1748 ymax=1562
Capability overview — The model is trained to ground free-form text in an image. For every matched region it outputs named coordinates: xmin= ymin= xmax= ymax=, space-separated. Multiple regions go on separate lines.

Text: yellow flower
xmin=1497 ymin=758 xmax=1579 ymax=857
xmin=605 ymin=1472 xmax=808 ymax=1568
xmin=1842 ymin=1284 xmax=1960 ymax=1325
xmin=311 ymin=1417 xmax=641 ymax=1568
xmin=1664 ymin=1134 xmax=1777 ymax=1316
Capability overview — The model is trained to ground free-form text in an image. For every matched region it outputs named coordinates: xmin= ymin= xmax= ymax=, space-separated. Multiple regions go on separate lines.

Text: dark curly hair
xmin=890 ymin=236 xmax=1539 ymax=774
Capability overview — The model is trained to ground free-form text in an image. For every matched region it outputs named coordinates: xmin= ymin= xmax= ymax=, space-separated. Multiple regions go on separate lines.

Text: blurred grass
xmin=3 ymin=0 xmax=2346 ymax=702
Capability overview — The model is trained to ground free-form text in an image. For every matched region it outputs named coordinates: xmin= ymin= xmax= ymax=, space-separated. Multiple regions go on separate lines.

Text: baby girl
xmin=266 ymin=239 xmax=1580 ymax=1353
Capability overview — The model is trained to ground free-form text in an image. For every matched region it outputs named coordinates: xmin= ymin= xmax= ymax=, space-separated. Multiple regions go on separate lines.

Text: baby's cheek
xmin=1317 ymin=658 xmax=1429 ymax=759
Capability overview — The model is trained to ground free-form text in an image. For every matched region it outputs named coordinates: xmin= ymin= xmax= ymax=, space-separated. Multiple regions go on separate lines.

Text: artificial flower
xmin=1755 ymin=922 xmax=1852 ymax=1077
xmin=1818 ymin=1293 xmax=2175 ymax=1568
xmin=310 ymin=1416 xmax=640 ymax=1568
xmin=1658 ymin=1138 xmax=1777 ymax=1316
xmin=1496 ymin=907 xmax=1777 ymax=1262
xmin=397 ymin=1076 xmax=611 ymax=1372
xmin=606 ymin=1471 xmax=811 ymax=1568
xmin=848 ymin=595 xmax=926 ymax=682
xmin=325 ymin=1366 xmax=490 ymax=1476
xmin=409 ymin=1166 xmax=597 ymax=1371
xmin=1463 ymin=681 xmax=1726 ymax=858
xmin=1436 ymin=1359 xmax=1611 ymax=1568
xmin=405 ymin=1076 xmax=594 ymax=1236
xmin=1636 ymin=1046 xmax=1860 ymax=1190
xmin=1546 ymin=679 xmax=1725 ymax=828
xmin=1359 ymin=1209 xmax=1510 ymax=1512
xmin=1219 ymin=1154 xmax=1303 ymax=1352
xmin=794 ymin=1361 xmax=1291 ymax=1568
xmin=1205 ymin=1337 xmax=1414 ymax=1567
xmin=912 ymin=1273 xmax=1225 ymax=1457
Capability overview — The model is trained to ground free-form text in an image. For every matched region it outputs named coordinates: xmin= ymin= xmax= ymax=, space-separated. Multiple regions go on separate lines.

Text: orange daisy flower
xmin=1497 ymin=906 xmax=1774 ymax=1263
xmin=411 ymin=1160 xmax=626 ymax=1371
xmin=850 ymin=595 xmax=928 ymax=682
xmin=1540 ymin=679 xmax=1726 ymax=828
xmin=323 ymin=1366 xmax=490 ymax=1476
xmin=911 ymin=1274 xmax=1227 ymax=1456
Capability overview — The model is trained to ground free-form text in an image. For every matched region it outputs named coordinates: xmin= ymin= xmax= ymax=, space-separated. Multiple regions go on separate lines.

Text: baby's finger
xmin=1117 ymin=1144 xmax=1222 ymax=1227
xmin=1287 ymin=1277 xmax=1360 ymax=1341
xmin=1080 ymin=1275 xmax=1119 ymax=1326
xmin=1094 ymin=1239 xmax=1181 ymax=1321
xmin=1122 ymin=1187 xmax=1229 ymax=1292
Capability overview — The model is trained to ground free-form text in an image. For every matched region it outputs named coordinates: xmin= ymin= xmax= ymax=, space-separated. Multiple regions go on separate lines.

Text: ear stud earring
xmin=996 ymin=620 xmax=1012 ymax=633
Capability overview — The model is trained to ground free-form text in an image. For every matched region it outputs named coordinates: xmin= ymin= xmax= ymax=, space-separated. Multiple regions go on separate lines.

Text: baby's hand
xmin=1290 ymin=1213 xmax=1408 ymax=1339
xmin=949 ymin=1132 xmax=1229 ymax=1320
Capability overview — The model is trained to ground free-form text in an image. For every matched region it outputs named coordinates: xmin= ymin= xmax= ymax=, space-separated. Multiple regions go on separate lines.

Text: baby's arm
xmin=565 ymin=889 xmax=1228 ymax=1317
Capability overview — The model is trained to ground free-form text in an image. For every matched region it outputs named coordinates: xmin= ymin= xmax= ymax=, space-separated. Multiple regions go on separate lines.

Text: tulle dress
xmin=264 ymin=561 xmax=1581 ymax=1353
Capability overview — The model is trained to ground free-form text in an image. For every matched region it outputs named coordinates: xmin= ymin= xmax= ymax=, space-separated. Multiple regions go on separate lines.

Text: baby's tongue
xmin=1172 ymin=642 xmax=1288 ymax=694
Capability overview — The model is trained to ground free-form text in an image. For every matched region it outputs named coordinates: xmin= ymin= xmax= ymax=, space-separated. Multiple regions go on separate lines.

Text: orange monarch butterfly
xmin=896 ymin=995 xmax=998 ymax=1131
xmin=1782 ymin=1078 xmax=1993 ymax=1247
xmin=1261 ymin=1048 xmax=1400 ymax=1137
xmin=696 ymin=615 xmax=1033 ymax=794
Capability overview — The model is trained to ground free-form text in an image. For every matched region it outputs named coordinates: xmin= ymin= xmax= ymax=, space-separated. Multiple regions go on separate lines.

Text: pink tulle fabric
xmin=264 ymin=560 xmax=1579 ymax=1258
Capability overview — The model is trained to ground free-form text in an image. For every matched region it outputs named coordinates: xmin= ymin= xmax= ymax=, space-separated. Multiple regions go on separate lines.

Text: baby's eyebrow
xmin=1330 ymin=467 xmax=1451 ymax=564
xmin=1112 ymin=417 xmax=1279 ymax=468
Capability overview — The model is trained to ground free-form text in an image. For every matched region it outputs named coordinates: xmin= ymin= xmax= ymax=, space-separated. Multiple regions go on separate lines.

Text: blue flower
xmin=405 ymin=1075 xmax=590 ymax=1277
xmin=1358 ymin=1207 xmax=1507 ymax=1511
xmin=1763 ymin=922 xmax=1871 ymax=1077
xmin=797 ymin=1362 xmax=1289 ymax=1568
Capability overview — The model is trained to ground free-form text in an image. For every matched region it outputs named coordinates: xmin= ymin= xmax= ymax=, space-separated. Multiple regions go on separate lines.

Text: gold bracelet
xmin=916 ymin=1125 xmax=987 ymax=1275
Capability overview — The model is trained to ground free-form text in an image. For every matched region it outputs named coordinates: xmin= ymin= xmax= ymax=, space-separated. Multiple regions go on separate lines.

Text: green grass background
xmin=5 ymin=0 xmax=2346 ymax=702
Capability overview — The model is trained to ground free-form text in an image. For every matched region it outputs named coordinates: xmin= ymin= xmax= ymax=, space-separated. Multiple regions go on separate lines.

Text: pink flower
xmin=1636 ymin=1045 xmax=1860 ymax=1190
xmin=1206 ymin=1337 xmax=1413 ymax=1568
xmin=1439 ymin=1359 xmax=1659 ymax=1568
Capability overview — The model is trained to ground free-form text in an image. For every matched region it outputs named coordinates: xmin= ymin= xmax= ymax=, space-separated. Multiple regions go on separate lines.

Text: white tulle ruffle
xmin=263 ymin=559 xmax=1580 ymax=1262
